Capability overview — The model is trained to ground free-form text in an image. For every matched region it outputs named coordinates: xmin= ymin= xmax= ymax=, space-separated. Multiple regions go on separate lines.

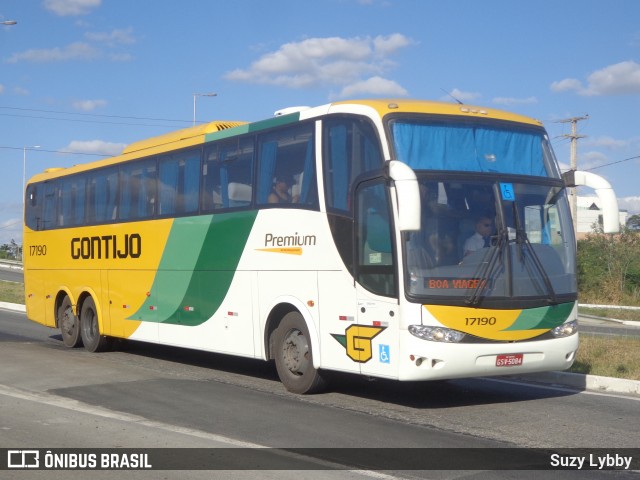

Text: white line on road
xmin=0 ymin=383 xmax=400 ymax=479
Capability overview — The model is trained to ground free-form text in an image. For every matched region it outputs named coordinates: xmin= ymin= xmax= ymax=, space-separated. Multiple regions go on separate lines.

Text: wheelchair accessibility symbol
xmin=379 ymin=344 xmax=390 ymax=364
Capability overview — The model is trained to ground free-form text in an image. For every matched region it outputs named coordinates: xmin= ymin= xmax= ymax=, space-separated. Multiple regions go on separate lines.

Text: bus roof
xmin=327 ymin=98 xmax=543 ymax=127
xmin=27 ymin=99 xmax=543 ymax=183
xmin=122 ymin=120 xmax=247 ymax=155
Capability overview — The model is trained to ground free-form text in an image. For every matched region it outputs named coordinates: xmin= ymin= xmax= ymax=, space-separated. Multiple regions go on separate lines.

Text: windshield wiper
xmin=464 ymin=229 xmax=506 ymax=306
xmin=511 ymin=201 xmax=558 ymax=304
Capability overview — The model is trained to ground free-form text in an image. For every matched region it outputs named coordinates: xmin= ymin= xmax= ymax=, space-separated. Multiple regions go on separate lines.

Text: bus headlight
xmin=409 ymin=325 xmax=465 ymax=343
xmin=551 ymin=320 xmax=578 ymax=338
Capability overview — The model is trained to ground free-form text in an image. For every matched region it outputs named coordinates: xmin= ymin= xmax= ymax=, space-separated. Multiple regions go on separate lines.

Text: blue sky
xmin=1 ymin=0 xmax=639 ymax=244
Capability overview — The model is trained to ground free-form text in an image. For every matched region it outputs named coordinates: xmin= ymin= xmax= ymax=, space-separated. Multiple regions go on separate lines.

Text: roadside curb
xmin=0 ymin=302 xmax=25 ymax=312
xmin=505 ymin=371 xmax=640 ymax=395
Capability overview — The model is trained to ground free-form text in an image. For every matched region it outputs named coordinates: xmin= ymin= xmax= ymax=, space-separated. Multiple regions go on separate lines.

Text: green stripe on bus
xmin=205 ymin=112 xmax=301 ymax=143
xmin=205 ymin=124 xmax=250 ymax=142
xmin=128 ymin=211 xmax=258 ymax=326
xmin=503 ymin=303 xmax=573 ymax=331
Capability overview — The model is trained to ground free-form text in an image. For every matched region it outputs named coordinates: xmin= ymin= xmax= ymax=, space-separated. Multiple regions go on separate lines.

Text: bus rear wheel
xmin=58 ymin=296 xmax=82 ymax=348
xmin=274 ymin=311 xmax=327 ymax=394
xmin=80 ymin=297 xmax=111 ymax=353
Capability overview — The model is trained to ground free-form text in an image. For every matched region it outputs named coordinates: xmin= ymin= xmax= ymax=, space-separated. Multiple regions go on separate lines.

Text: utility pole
xmin=558 ymin=115 xmax=588 ymax=236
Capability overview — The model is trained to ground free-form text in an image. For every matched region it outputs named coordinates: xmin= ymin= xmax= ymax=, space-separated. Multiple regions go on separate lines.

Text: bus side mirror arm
xmin=562 ymin=170 xmax=620 ymax=234
xmin=385 ymin=160 xmax=421 ymax=231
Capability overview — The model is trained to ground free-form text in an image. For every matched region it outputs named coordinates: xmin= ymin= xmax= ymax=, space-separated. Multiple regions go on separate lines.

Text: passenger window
xmin=256 ymin=123 xmax=317 ymax=208
xmin=158 ymin=149 xmax=201 ymax=216
xmin=120 ymin=160 xmax=157 ymax=220
xmin=60 ymin=175 xmax=86 ymax=226
xmin=86 ymin=167 xmax=118 ymax=224
xmin=323 ymin=117 xmax=383 ymax=213
xmin=202 ymin=137 xmax=254 ymax=210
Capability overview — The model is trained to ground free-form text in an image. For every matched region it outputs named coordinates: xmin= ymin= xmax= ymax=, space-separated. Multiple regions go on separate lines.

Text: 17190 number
xmin=29 ymin=244 xmax=47 ymax=256
xmin=465 ymin=317 xmax=496 ymax=326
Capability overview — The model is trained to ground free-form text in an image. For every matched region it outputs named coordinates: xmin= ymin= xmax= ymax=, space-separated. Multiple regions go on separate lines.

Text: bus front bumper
xmin=397 ymin=331 xmax=579 ymax=382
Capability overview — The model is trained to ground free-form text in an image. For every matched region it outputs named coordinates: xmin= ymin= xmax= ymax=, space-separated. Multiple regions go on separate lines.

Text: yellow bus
xmin=24 ymin=99 xmax=619 ymax=393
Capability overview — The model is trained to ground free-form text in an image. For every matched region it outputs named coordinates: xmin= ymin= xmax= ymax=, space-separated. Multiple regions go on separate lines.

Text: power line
xmin=0 ymin=146 xmax=110 ymax=157
xmin=584 ymin=154 xmax=640 ymax=171
xmin=0 ymin=105 xmax=194 ymax=124
xmin=0 ymin=112 xmax=189 ymax=129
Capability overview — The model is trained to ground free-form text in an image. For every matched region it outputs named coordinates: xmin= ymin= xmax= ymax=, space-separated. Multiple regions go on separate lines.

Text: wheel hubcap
xmin=61 ymin=308 xmax=76 ymax=335
xmin=282 ymin=329 xmax=309 ymax=375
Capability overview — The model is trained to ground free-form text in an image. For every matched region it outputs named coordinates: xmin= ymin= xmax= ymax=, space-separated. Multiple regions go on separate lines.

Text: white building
xmin=576 ymin=196 xmax=628 ymax=238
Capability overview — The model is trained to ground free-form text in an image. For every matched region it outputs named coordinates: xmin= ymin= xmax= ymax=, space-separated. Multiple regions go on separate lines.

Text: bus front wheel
xmin=274 ymin=311 xmax=327 ymax=394
xmin=80 ymin=297 xmax=111 ymax=353
xmin=58 ymin=296 xmax=82 ymax=348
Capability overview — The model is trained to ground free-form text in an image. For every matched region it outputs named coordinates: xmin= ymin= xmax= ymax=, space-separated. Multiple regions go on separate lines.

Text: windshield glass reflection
xmin=404 ymin=175 xmax=577 ymax=306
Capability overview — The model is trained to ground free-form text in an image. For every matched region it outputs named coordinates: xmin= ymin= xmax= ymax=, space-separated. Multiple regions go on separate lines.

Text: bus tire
xmin=80 ymin=297 xmax=111 ymax=353
xmin=58 ymin=296 xmax=82 ymax=348
xmin=274 ymin=311 xmax=327 ymax=394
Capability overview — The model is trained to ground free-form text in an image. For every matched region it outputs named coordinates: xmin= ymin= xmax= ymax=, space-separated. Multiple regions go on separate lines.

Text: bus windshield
xmin=390 ymin=117 xmax=561 ymax=178
xmin=404 ymin=175 xmax=577 ymax=307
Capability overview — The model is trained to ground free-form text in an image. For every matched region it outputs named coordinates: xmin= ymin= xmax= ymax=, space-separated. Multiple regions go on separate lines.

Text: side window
xmin=60 ymin=175 xmax=86 ymax=227
xmin=42 ymin=181 xmax=58 ymax=230
xmin=355 ymin=180 xmax=396 ymax=297
xmin=120 ymin=160 xmax=157 ymax=221
xmin=25 ymin=184 xmax=42 ymax=230
xmin=256 ymin=123 xmax=317 ymax=208
xmin=202 ymin=137 xmax=254 ymax=210
xmin=323 ymin=117 xmax=383 ymax=213
xmin=86 ymin=167 xmax=119 ymax=224
xmin=158 ymin=148 xmax=201 ymax=216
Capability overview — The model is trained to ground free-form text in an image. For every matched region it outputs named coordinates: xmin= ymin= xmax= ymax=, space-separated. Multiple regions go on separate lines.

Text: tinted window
xmin=158 ymin=149 xmax=201 ymax=216
xmin=323 ymin=117 xmax=383 ymax=213
xmin=257 ymin=123 xmax=317 ymax=208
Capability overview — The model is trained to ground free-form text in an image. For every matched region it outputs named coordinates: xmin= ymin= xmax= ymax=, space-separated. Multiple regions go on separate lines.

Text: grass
xmin=0 ymin=280 xmax=25 ymax=305
xmin=2 ymin=280 xmax=638 ymax=381
xmin=570 ymin=334 xmax=640 ymax=380
xmin=578 ymin=306 xmax=640 ymax=322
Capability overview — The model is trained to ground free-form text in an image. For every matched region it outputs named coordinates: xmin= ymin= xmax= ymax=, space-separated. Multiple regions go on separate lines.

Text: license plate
xmin=496 ymin=353 xmax=523 ymax=367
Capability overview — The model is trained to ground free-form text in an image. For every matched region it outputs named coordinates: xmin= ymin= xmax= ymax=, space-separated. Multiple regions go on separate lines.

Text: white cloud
xmin=13 ymin=86 xmax=29 ymax=95
xmin=84 ymin=27 xmax=135 ymax=46
xmin=225 ymin=34 xmax=412 ymax=92
xmin=584 ymin=136 xmax=629 ymax=150
xmin=63 ymin=140 xmax=125 ymax=156
xmin=551 ymin=61 xmax=640 ymax=96
xmin=43 ymin=0 xmax=101 ymax=16
xmin=492 ymin=96 xmax=538 ymax=106
xmin=582 ymin=61 xmax=640 ymax=95
xmin=439 ymin=88 xmax=481 ymax=103
xmin=0 ymin=216 xmax=22 ymax=245
xmin=337 ymin=76 xmax=409 ymax=98
xmin=6 ymin=41 xmax=99 ymax=63
xmin=550 ymin=78 xmax=582 ymax=93
xmin=72 ymin=99 xmax=107 ymax=111
xmin=108 ymin=53 xmax=134 ymax=62
xmin=0 ymin=84 xmax=4 ymax=94
xmin=580 ymin=151 xmax=609 ymax=170
xmin=618 ymin=196 xmax=640 ymax=214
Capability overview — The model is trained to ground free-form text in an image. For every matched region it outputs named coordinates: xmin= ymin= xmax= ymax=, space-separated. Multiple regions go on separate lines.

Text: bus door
xmin=353 ymin=179 xmax=400 ymax=378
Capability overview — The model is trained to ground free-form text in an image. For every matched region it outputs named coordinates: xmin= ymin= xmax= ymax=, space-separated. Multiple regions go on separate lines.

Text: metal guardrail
xmin=580 ymin=304 xmax=640 ymax=311
xmin=0 ymin=259 xmax=23 ymax=270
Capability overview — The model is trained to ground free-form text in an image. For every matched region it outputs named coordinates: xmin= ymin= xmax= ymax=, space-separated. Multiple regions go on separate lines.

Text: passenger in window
xmin=463 ymin=215 xmax=494 ymax=256
xmin=268 ymin=175 xmax=293 ymax=204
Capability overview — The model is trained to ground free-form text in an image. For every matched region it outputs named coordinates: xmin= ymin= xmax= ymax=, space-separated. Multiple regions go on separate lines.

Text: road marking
xmin=0 ymin=383 xmax=401 ymax=479
xmin=484 ymin=377 xmax=640 ymax=402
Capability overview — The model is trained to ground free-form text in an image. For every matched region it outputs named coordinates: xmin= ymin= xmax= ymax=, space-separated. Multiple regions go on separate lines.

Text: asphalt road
xmin=0 ymin=265 xmax=23 ymax=284
xmin=1 ymin=308 xmax=639 ymax=479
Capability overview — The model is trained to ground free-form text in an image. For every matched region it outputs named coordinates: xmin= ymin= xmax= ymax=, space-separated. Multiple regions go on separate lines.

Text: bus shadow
xmin=48 ymin=334 xmax=582 ymax=409
xmin=325 ymin=372 xmax=583 ymax=409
